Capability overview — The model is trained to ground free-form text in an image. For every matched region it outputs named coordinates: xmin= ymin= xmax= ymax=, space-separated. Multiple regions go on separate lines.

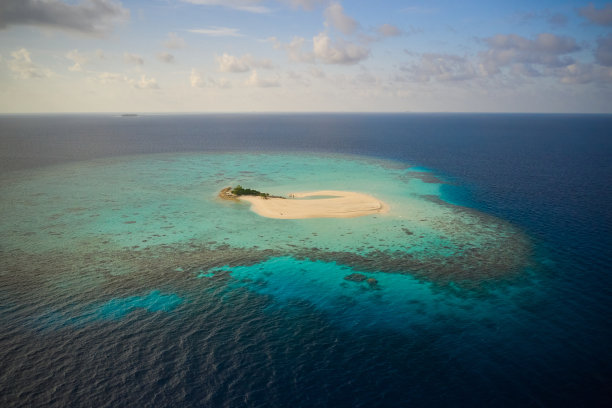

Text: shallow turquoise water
xmin=0 ymin=152 xmax=530 ymax=332
xmin=0 ymin=152 xmax=526 ymax=266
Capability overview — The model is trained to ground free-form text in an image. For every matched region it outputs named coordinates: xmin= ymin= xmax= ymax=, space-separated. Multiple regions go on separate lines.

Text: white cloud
xmin=479 ymin=33 xmax=580 ymax=75
xmin=324 ymin=3 xmax=359 ymax=35
xmin=124 ymin=52 xmax=144 ymax=65
xmin=94 ymin=72 xmax=160 ymax=89
xmin=404 ymin=53 xmax=479 ymax=82
xmin=8 ymin=48 xmax=51 ymax=79
xmin=134 ymin=75 xmax=159 ymax=89
xmin=190 ymin=68 xmax=231 ymax=88
xmin=215 ymin=53 xmax=273 ymax=72
xmin=163 ymin=32 xmax=186 ymax=49
xmin=272 ymin=36 xmax=315 ymax=63
xmin=190 ymin=69 xmax=205 ymax=87
xmin=216 ymin=54 xmax=250 ymax=72
xmin=273 ymin=33 xmax=369 ymax=65
xmin=313 ymin=32 xmax=369 ymax=65
xmin=97 ymin=72 xmax=129 ymax=84
xmin=157 ymin=52 xmax=175 ymax=63
xmin=556 ymin=63 xmax=612 ymax=84
xmin=188 ymin=27 xmax=243 ymax=37
xmin=65 ymin=49 xmax=105 ymax=72
xmin=399 ymin=32 xmax=606 ymax=87
xmin=245 ymin=70 xmax=280 ymax=87
xmin=0 ymin=0 xmax=129 ymax=35
xmin=180 ymin=0 xmax=270 ymax=14
xmin=66 ymin=49 xmax=88 ymax=72
xmin=578 ymin=3 xmax=612 ymax=26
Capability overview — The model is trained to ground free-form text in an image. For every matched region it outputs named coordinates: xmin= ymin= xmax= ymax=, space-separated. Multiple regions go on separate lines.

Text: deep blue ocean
xmin=0 ymin=114 xmax=611 ymax=407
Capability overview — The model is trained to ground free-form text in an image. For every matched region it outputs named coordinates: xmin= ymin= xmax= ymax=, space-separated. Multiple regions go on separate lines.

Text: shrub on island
xmin=231 ymin=185 xmax=270 ymax=199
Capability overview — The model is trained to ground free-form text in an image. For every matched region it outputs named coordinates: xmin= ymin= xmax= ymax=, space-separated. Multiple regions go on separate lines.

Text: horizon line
xmin=1 ymin=111 xmax=611 ymax=116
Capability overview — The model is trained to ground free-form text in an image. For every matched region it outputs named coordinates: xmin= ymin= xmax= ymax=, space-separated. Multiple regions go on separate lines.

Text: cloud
xmin=65 ymin=49 xmax=104 ymax=71
xmin=271 ymin=36 xmax=315 ymax=63
xmin=313 ymin=32 xmax=369 ymax=65
xmin=282 ymin=0 xmax=324 ymax=10
xmin=309 ymin=67 xmax=326 ymax=78
xmin=286 ymin=70 xmax=311 ymax=86
xmin=0 ymin=0 xmax=129 ymax=35
xmin=97 ymin=71 xmax=129 ymax=84
xmin=353 ymin=70 xmax=378 ymax=85
xmin=324 ymin=3 xmax=359 ymax=35
xmin=273 ymin=33 xmax=369 ymax=65
xmin=190 ymin=68 xmax=231 ymax=88
xmin=124 ymin=52 xmax=144 ymax=65
xmin=596 ymin=35 xmax=612 ymax=66
xmin=399 ymin=32 xmax=608 ymax=87
xmin=94 ymin=71 xmax=160 ymax=89
xmin=480 ymin=33 xmax=580 ymax=75
xmin=180 ymin=0 xmax=270 ymax=14
xmin=216 ymin=54 xmax=249 ymax=72
xmin=188 ymin=27 xmax=243 ymax=37
xmin=215 ymin=53 xmax=273 ymax=73
xmin=510 ymin=63 xmax=542 ymax=78
xmin=403 ymin=53 xmax=479 ymax=82
xmin=245 ymin=70 xmax=280 ymax=87
xmin=556 ymin=63 xmax=612 ymax=84
xmin=578 ymin=3 xmax=612 ymax=26
xmin=163 ymin=32 xmax=186 ymax=49
xmin=8 ymin=48 xmax=51 ymax=79
xmin=157 ymin=52 xmax=175 ymax=63
xmin=190 ymin=69 xmax=206 ymax=87
xmin=134 ymin=75 xmax=159 ymax=89
xmin=66 ymin=49 xmax=88 ymax=72
xmin=377 ymin=24 xmax=402 ymax=37
xmin=184 ymin=0 xmax=325 ymax=12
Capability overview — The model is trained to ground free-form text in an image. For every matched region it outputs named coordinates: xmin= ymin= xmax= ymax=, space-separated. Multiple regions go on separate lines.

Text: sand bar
xmin=238 ymin=190 xmax=389 ymax=219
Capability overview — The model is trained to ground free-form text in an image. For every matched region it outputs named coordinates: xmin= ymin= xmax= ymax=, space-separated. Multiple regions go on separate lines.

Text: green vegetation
xmin=231 ymin=185 xmax=270 ymax=199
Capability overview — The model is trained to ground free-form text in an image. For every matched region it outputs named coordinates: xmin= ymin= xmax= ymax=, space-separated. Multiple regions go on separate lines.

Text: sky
xmin=0 ymin=0 xmax=611 ymax=113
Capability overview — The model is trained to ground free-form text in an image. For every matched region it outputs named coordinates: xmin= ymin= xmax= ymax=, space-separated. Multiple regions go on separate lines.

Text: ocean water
xmin=0 ymin=114 xmax=611 ymax=407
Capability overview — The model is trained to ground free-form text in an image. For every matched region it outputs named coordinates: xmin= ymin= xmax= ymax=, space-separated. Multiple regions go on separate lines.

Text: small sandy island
xmin=221 ymin=188 xmax=389 ymax=219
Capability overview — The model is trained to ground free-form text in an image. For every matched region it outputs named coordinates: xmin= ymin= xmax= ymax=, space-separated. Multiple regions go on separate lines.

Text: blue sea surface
xmin=0 ymin=114 xmax=611 ymax=407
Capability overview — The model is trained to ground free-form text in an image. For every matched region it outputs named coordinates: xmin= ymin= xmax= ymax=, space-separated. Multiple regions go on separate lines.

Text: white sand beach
xmin=238 ymin=190 xmax=389 ymax=219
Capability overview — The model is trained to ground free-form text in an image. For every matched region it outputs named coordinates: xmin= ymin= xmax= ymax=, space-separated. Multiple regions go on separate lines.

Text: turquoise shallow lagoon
xmin=0 ymin=152 xmax=530 ymax=332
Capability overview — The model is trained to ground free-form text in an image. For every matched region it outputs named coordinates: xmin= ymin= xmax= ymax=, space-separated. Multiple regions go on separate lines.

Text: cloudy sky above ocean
xmin=1 ymin=0 xmax=611 ymax=112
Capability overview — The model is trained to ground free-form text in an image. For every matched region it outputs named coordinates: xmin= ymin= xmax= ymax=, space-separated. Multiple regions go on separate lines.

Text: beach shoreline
xmin=236 ymin=190 xmax=389 ymax=219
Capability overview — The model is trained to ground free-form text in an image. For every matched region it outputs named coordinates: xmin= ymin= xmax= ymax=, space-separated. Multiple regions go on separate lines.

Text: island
xmin=219 ymin=186 xmax=388 ymax=219
xmin=218 ymin=185 xmax=282 ymax=201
